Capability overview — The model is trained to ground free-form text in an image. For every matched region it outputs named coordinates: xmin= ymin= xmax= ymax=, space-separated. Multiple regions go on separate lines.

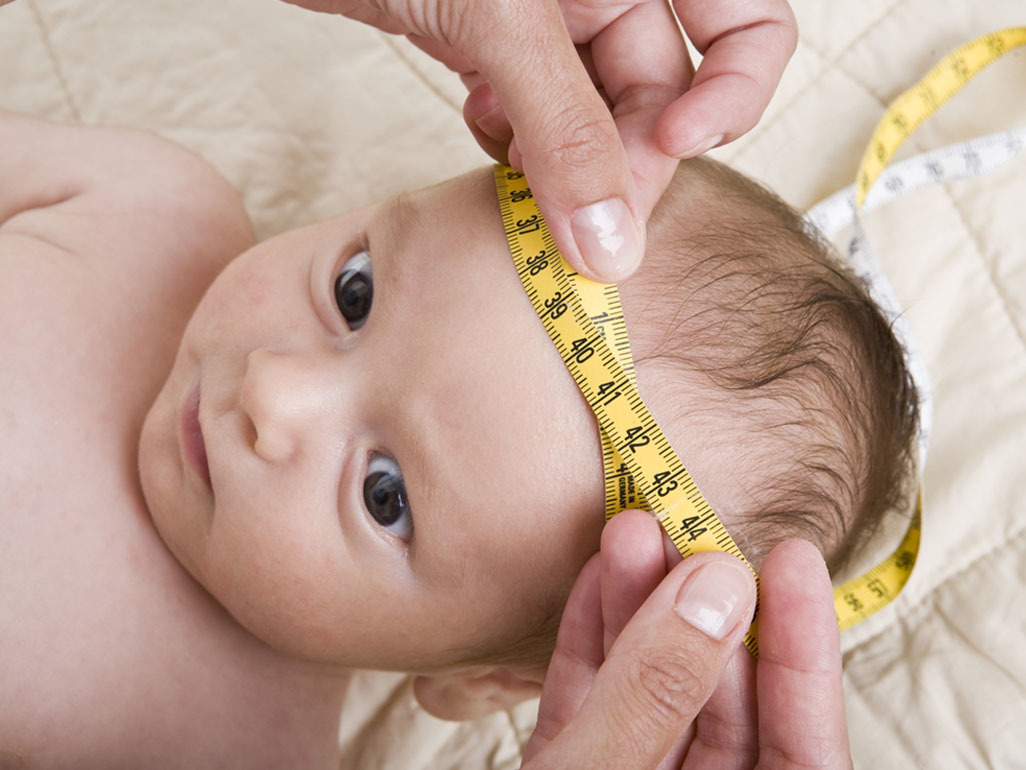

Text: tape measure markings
xmin=497 ymin=166 xmax=761 ymax=655
xmin=809 ymin=127 xmax=1026 ymax=239
xmin=806 ymin=129 xmax=1026 ymax=474
xmin=856 ymin=27 xmax=1026 ymax=206
xmin=494 ymin=26 xmax=1024 ymax=651
xmin=833 ymin=501 xmax=921 ymax=630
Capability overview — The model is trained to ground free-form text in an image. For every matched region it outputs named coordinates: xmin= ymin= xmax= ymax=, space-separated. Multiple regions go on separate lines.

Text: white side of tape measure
xmin=806 ymin=127 xmax=1026 ymax=236
xmin=803 ymin=126 xmax=1026 ymax=467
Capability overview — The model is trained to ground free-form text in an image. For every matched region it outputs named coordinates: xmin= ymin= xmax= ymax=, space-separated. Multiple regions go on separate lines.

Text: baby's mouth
xmin=182 ymin=383 xmax=212 ymax=492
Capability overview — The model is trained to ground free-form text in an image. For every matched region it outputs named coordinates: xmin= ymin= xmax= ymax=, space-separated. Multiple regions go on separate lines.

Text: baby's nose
xmin=240 ymin=348 xmax=337 ymax=463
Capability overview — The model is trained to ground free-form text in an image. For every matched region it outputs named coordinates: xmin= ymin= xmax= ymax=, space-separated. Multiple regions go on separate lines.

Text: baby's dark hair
xmin=462 ymin=158 xmax=920 ymax=669
xmin=635 ymin=158 xmax=919 ymax=573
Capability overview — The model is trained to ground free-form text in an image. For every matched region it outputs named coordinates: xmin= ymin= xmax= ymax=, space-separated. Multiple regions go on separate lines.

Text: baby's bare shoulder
xmin=0 ymin=111 xmax=254 ymax=321
xmin=0 ymin=115 xmax=312 ymax=765
xmin=0 ymin=111 xmax=254 ymax=417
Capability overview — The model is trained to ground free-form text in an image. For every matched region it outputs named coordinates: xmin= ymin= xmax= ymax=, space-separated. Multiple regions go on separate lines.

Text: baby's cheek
xmin=201 ymin=542 xmax=334 ymax=659
xmin=521 ymin=438 xmax=604 ymax=578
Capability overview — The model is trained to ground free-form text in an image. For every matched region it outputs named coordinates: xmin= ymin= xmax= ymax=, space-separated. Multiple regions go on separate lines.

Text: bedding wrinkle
xmin=337 ymin=675 xmax=413 ymax=766
xmin=941 ymin=172 xmax=1026 ymax=358
xmin=723 ymin=0 xmax=904 ymax=169
xmin=500 ymin=702 xmax=529 ymax=759
xmin=379 ymin=32 xmax=463 ymax=114
xmin=843 ymin=528 xmax=1026 ymax=768
xmin=928 ymin=551 xmax=1026 ymax=769
xmin=933 ymin=583 xmax=1026 ymax=701
xmin=843 ymin=661 xmax=919 ymax=766
xmin=25 ymin=0 xmax=80 ymax=123
xmin=846 ymin=523 xmax=1026 ymax=661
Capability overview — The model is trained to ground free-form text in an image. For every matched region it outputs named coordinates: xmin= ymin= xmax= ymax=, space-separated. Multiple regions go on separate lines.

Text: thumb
xmin=455 ymin=2 xmax=643 ymax=283
xmin=526 ymin=552 xmax=756 ymax=769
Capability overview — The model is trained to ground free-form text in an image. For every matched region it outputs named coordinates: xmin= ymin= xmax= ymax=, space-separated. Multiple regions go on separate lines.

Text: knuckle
xmin=539 ymin=108 xmax=620 ymax=171
xmin=625 ymin=647 xmax=707 ymax=724
xmin=442 ymin=1 xmax=473 ymax=49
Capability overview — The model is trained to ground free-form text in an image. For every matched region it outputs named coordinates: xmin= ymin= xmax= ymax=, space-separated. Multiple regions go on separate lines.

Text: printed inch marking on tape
xmin=808 ymin=127 xmax=1026 ymax=241
xmin=495 ymin=25 xmax=1025 ymax=647
xmin=856 ymin=26 xmax=1026 ymax=206
xmin=808 ymin=126 xmax=1026 ymax=477
xmin=496 ymin=166 xmax=761 ymax=655
xmin=818 ymin=25 xmax=1025 ymax=630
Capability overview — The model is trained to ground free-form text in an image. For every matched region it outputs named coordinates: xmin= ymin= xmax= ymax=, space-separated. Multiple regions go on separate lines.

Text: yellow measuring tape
xmin=495 ymin=26 xmax=1024 ymax=652
xmin=856 ymin=26 xmax=1026 ymax=206
xmin=497 ymin=167 xmax=762 ymax=655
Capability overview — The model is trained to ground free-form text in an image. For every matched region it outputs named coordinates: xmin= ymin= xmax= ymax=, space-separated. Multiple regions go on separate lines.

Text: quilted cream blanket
xmin=2 ymin=0 xmax=1023 ymax=766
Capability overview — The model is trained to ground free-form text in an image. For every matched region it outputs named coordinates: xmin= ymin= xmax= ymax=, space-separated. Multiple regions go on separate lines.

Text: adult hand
xmin=282 ymin=0 xmax=796 ymax=282
xmin=522 ymin=509 xmax=853 ymax=769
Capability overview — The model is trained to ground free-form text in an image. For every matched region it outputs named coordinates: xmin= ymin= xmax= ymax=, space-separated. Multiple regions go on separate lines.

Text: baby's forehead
xmin=379 ymin=168 xmax=499 ymax=236
xmin=359 ymin=170 xmax=606 ymax=587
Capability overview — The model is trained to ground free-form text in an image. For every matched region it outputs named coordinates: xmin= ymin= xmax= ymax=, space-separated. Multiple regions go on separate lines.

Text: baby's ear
xmin=412 ymin=665 xmax=546 ymax=721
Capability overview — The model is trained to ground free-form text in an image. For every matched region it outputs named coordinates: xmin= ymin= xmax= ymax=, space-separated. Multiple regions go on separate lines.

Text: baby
xmin=0 ymin=110 xmax=918 ymax=766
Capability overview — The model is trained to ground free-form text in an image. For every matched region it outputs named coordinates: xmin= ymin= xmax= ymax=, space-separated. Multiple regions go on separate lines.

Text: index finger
xmin=452 ymin=1 xmax=645 ymax=283
xmin=522 ymin=552 xmax=605 ymax=764
xmin=533 ymin=553 xmax=756 ymax=769
xmin=656 ymin=0 xmax=797 ymax=157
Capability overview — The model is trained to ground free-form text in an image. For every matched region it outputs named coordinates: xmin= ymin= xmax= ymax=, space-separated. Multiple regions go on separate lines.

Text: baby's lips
xmin=182 ymin=382 xmax=212 ymax=492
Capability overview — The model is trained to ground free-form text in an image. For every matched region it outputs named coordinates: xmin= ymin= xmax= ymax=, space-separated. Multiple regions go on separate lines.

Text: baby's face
xmin=139 ymin=169 xmax=604 ymax=671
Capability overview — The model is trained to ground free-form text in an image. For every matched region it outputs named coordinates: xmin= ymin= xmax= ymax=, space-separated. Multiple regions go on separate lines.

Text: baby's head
xmin=139 ymin=158 xmax=917 ymax=714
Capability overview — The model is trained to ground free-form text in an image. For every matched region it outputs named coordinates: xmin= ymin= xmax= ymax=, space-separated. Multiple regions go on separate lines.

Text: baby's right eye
xmin=334 ymin=250 xmax=373 ymax=330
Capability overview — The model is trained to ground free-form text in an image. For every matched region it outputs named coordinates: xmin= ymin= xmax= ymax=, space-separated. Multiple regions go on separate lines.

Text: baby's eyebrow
xmin=377 ymin=192 xmax=419 ymax=259
xmin=366 ymin=191 xmax=470 ymax=582
xmin=391 ymin=376 xmax=471 ymax=588
xmin=365 ymin=192 xmax=421 ymax=315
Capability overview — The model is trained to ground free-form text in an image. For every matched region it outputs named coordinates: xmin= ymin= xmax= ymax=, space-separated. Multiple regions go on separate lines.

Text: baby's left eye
xmin=334 ymin=250 xmax=373 ymax=330
xmin=363 ymin=454 xmax=413 ymax=542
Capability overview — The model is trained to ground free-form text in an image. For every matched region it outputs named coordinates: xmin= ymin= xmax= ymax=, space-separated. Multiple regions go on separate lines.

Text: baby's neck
xmin=143 ymin=503 xmax=354 ymax=763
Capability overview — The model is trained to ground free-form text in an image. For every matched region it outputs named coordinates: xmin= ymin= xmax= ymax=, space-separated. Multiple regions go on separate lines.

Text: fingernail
xmin=676 ymin=133 xmax=723 ymax=159
xmin=674 ymin=561 xmax=751 ymax=640
xmin=571 ymin=197 xmax=642 ymax=282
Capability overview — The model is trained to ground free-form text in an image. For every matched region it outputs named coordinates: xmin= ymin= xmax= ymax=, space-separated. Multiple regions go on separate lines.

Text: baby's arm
xmin=0 ymin=112 xmax=336 ymax=766
xmin=0 ymin=110 xmax=255 ymax=397
xmin=0 ymin=110 xmax=254 ymax=269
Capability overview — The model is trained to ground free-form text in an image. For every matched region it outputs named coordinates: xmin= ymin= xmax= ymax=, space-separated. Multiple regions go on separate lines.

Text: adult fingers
xmin=461 ymin=42 xmax=607 ymax=153
xmin=522 ymin=552 xmax=604 ymax=763
xmin=405 ymin=32 xmax=476 ymax=75
xmin=601 ymin=512 xmax=758 ymax=770
xmin=462 ymin=82 xmax=513 ymax=164
xmin=586 ymin=0 xmax=693 ymax=238
xmin=680 ymin=644 xmax=758 ymax=770
xmin=452 ymin=1 xmax=646 ymax=283
xmin=755 ymin=540 xmax=853 ymax=770
xmin=280 ymin=0 xmax=409 ymax=34
xmin=599 ymin=510 xmax=668 ymax=656
xmin=526 ymin=552 xmax=756 ymax=769
xmin=656 ymin=0 xmax=797 ymax=157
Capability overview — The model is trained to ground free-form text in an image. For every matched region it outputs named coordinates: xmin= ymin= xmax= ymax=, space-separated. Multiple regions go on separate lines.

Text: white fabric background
xmin=2 ymin=1 xmax=1024 ymax=766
